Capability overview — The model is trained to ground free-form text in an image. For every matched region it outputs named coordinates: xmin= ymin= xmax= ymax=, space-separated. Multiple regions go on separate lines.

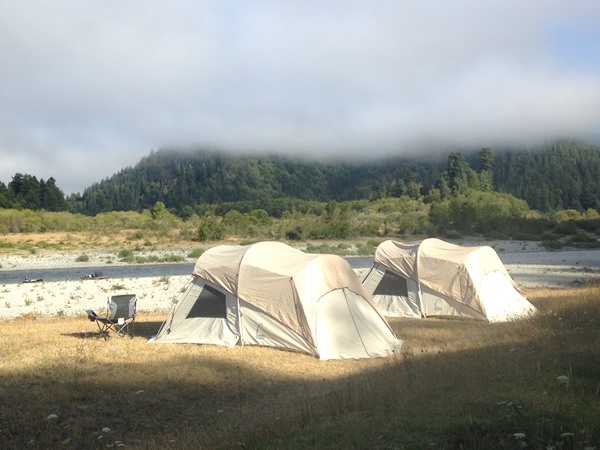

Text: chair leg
xmin=114 ymin=319 xmax=135 ymax=338
xmin=91 ymin=317 xmax=134 ymax=339
xmin=94 ymin=320 xmax=112 ymax=340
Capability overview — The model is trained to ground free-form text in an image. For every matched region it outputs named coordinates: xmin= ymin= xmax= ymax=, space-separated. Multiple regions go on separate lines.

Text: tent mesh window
xmin=373 ymin=271 xmax=408 ymax=297
xmin=186 ymin=284 xmax=227 ymax=319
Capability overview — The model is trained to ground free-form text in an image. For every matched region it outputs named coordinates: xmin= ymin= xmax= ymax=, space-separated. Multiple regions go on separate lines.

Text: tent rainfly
xmin=152 ymin=242 xmax=402 ymax=360
xmin=361 ymin=239 xmax=537 ymax=322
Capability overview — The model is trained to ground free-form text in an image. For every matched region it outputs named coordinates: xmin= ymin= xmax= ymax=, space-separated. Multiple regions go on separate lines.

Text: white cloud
xmin=0 ymin=1 xmax=599 ymax=194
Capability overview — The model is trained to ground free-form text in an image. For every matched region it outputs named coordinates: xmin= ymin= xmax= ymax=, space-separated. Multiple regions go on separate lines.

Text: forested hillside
xmin=493 ymin=141 xmax=600 ymax=211
xmin=68 ymin=150 xmax=445 ymax=216
xmin=2 ymin=140 xmax=600 ymax=217
xmin=67 ymin=141 xmax=600 ymax=216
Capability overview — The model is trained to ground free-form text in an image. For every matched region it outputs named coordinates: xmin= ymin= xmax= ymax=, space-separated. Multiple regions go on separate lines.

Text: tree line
xmin=0 ymin=174 xmax=67 ymax=211
xmin=2 ymin=140 xmax=600 ymax=217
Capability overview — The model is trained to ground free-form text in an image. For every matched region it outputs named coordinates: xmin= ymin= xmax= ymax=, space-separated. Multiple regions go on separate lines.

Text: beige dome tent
xmin=152 ymin=242 xmax=402 ymax=360
xmin=362 ymin=239 xmax=537 ymax=322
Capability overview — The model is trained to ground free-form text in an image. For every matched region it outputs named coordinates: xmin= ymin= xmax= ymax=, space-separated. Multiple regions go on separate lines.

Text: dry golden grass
xmin=0 ymin=231 xmax=196 ymax=253
xmin=0 ymin=230 xmax=376 ymax=257
xmin=0 ymin=313 xmax=388 ymax=449
xmin=1 ymin=288 xmax=599 ymax=449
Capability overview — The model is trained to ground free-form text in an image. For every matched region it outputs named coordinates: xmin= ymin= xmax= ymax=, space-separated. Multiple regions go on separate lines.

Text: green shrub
xmin=354 ymin=242 xmax=378 ymax=256
xmin=127 ymin=231 xmax=144 ymax=240
xmin=75 ymin=254 xmax=89 ymax=262
xmin=511 ymin=217 xmax=555 ymax=240
xmin=572 ymin=240 xmax=600 ymax=249
xmin=187 ymin=248 xmax=204 ymax=258
xmin=196 ymin=215 xmax=224 ymax=241
xmin=118 ymin=249 xmax=134 ymax=262
xmin=134 ymin=255 xmax=160 ymax=263
xmin=305 ymin=243 xmax=351 ymax=256
xmin=541 ymin=240 xmax=564 ymax=250
xmin=553 ymin=221 xmax=578 ymax=235
xmin=568 ymin=233 xmax=600 ymax=248
xmin=552 ymin=209 xmax=582 ymax=222
xmin=541 ymin=231 xmax=561 ymax=241
xmin=239 ymin=239 xmax=260 ymax=246
xmin=285 ymin=225 xmax=305 ymax=241
xmin=569 ymin=233 xmax=596 ymax=243
xmin=161 ymin=254 xmax=185 ymax=263
xmin=443 ymin=229 xmax=463 ymax=239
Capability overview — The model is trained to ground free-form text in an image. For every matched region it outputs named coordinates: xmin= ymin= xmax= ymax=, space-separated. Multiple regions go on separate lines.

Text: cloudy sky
xmin=1 ymin=1 xmax=599 ymax=194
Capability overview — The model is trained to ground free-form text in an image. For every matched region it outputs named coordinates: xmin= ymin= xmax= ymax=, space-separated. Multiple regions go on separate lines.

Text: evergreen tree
xmin=477 ymin=147 xmax=495 ymax=192
xmin=0 ymin=182 xmax=16 ymax=208
xmin=447 ymin=152 xmax=470 ymax=196
xmin=8 ymin=173 xmax=41 ymax=209
xmin=39 ymin=177 xmax=68 ymax=211
xmin=477 ymin=147 xmax=495 ymax=172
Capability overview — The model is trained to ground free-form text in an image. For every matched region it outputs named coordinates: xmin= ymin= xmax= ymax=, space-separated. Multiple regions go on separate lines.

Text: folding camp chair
xmin=86 ymin=294 xmax=137 ymax=339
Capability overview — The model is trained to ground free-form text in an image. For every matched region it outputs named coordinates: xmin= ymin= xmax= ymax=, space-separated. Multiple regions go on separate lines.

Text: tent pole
xmin=418 ymin=284 xmax=427 ymax=318
xmin=236 ymin=298 xmax=244 ymax=346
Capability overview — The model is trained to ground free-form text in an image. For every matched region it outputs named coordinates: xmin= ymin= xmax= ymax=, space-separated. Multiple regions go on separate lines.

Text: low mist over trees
xmin=66 ymin=150 xmax=444 ymax=216
xmin=2 ymin=141 xmax=600 ymax=222
xmin=62 ymin=141 xmax=600 ymax=217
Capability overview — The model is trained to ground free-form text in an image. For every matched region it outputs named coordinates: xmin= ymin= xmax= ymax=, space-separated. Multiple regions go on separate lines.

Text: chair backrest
xmin=107 ymin=294 xmax=137 ymax=320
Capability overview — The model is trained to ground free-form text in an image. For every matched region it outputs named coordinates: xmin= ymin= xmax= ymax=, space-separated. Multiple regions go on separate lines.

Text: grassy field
xmin=1 ymin=286 xmax=599 ymax=449
xmin=0 ymin=231 xmax=382 ymax=261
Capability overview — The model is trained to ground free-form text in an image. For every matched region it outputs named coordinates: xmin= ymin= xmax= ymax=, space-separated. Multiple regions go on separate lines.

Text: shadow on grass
xmin=63 ymin=321 xmax=165 ymax=340
xmin=131 ymin=320 xmax=164 ymax=339
xmin=2 ymin=293 xmax=599 ymax=449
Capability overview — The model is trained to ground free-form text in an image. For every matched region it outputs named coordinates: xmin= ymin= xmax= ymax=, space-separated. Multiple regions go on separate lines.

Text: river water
xmin=3 ymin=248 xmax=600 ymax=286
xmin=0 ymin=257 xmax=375 ymax=285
